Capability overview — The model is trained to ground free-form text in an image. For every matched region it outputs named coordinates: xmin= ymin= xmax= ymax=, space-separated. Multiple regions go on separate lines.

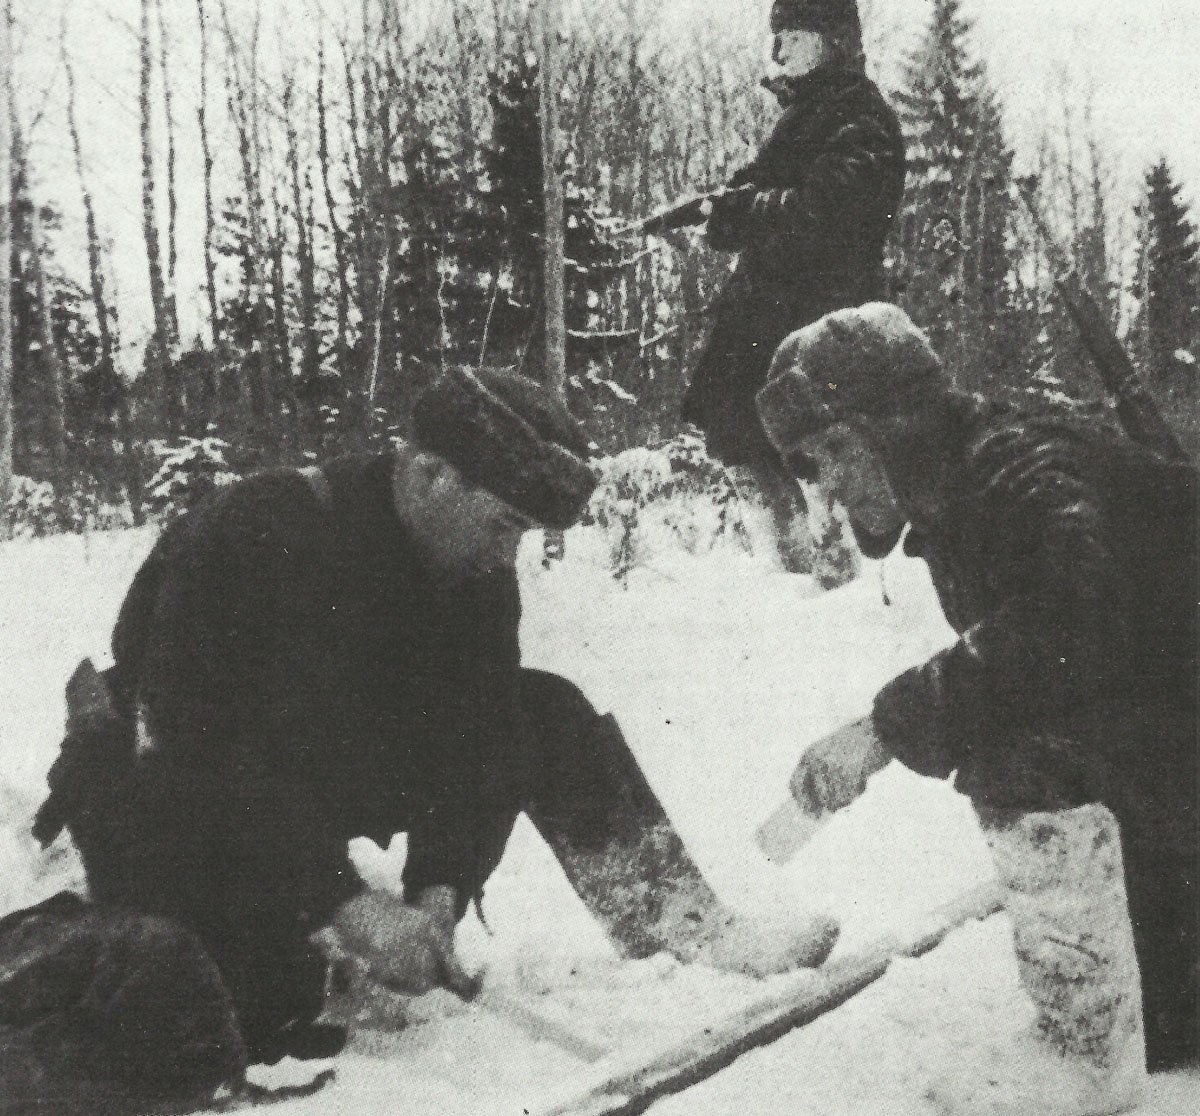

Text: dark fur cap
xmin=770 ymin=0 xmax=861 ymax=34
xmin=413 ymin=368 xmax=596 ymax=530
xmin=755 ymin=303 xmax=945 ymax=461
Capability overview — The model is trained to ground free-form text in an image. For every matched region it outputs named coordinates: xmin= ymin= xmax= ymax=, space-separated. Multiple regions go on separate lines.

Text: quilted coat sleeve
xmin=718 ymin=98 xmax=902 ymax=258
xmin=401 ymin=572 xmax=525 ymax=912
xmin=873 ymin=427 xmax=1121 ymax=781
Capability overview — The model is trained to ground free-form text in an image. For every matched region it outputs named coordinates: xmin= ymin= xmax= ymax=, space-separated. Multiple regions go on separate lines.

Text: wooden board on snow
xmin=535 ymin=882 xmax=1006 ymax=1116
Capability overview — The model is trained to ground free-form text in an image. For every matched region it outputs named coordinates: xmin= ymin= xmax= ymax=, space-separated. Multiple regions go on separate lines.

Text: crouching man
xmin=30 ymin=367 xmax=837 ymax=1070
xmin=754 ymin=304 xmax=1197 ymax=1110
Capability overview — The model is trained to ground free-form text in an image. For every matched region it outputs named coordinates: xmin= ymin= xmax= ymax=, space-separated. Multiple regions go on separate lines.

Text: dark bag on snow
xmin=0 ymin=891 xmax=247 ymax=1115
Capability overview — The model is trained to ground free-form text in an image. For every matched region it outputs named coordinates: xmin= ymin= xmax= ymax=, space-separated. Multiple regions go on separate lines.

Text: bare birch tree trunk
xmin=154 ymin=0 xmax=180 ymax=348
xmin=25 ymin=176 xmax=69 ymax=492
xmin=536 ymin=0 xmax=567 ymax=395
xmin=316 ymin=40 xmax=350 ymax=388
xmin=140 ymin=0 xmax=176 ymax=430
xmin=63 ymin=36 xmax=144 ymax=525
xmin=195 ymin=0 xmax=220 ymax=355
xmin=219 ymin=0 xmax=267 ymax=429
xmin=285 ymin=78 xmax=319 ymax=396
xmin=0 ymin=0 xmax=13 ymax=524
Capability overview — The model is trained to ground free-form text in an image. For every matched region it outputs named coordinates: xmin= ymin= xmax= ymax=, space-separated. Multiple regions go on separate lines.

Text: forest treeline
xmin=1 ymin=0 xmax=1197 ymax=531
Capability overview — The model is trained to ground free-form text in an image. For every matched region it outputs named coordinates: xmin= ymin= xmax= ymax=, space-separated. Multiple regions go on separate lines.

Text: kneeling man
xmin=33 ymin=368 xmax=837 ymax=1066
xmin=755 ymin=304 xmax=1197 ymax=1107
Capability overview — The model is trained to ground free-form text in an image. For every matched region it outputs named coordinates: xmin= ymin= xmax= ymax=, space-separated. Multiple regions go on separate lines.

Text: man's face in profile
xmin=792 ymin=421 xmax=907 ymax=560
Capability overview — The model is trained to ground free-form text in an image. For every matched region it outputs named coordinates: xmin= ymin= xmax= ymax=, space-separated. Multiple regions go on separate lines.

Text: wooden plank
xmin=535 ymin=882 xmax=1005 ymax=1116
xmin=482 ymin=986 xmax=611 ymax=1064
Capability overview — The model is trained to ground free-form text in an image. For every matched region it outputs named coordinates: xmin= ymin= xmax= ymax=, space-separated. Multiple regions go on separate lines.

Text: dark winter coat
xmin=85 ymin=452 xmax=528 ymax=1055
xmin=110 ymin=450 xmax=525 ymax=891
xmin=871 ymin=409 xmax=1197 ymax=803
xmin=870 ymin=406 xmax=1199 ymax=1068
xmin=682 ymin=64 xmax=906 ymax=466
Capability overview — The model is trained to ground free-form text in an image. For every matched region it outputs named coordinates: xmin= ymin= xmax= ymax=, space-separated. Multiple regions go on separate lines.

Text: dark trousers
xmin=470 ymin=669 xmax=725 ymax=959
xmin=44 ymin=666 xmax=712 ymax=1063
xmin=1108 ymin=700 xmax=1199 ymax=1070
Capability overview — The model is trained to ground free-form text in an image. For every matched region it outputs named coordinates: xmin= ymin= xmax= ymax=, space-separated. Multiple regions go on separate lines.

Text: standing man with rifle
xmin=676 ymin=0 xmax=906 ymax=568
xmin=754 ymin=303 xmax=1197 ymax=1112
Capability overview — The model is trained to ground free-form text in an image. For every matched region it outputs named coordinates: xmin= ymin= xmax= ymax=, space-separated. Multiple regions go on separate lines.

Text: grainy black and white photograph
xmin=0 ymin=0 xmax=1196 ymax=1112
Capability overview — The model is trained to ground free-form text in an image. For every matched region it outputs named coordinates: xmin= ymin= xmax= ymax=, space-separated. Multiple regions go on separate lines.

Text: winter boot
xmin=519 ymin=670 xmax=839 ymax=977
xmin=928 ymin=803 xmax=1146 ymax=1116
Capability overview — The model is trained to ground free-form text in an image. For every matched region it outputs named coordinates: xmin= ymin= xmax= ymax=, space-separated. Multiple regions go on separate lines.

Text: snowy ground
xmin=1 ymin=520 xmax=1196 ymax=1114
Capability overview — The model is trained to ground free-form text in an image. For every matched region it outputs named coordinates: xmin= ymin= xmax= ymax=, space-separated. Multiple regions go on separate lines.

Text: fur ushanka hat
xmin=755 ymin=302 xmax=945 ymax=462
xmin=412 ymin=368 xmax=596 ymax=530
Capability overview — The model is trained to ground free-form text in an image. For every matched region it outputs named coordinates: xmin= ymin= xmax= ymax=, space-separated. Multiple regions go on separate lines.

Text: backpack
xmin=0 ymin=891 xmax=246 ymax=1115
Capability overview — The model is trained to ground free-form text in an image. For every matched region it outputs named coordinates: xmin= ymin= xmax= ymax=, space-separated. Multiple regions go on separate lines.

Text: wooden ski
xmin=533 ymin=881 xmax=1005 ymax=1116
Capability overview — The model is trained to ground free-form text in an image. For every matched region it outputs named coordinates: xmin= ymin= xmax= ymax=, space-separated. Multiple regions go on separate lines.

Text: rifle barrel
xmin=1016 ymin=184 xmax=1188 ymax=462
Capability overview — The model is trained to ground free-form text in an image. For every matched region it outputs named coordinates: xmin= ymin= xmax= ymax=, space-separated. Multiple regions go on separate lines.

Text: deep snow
xmin=1 ymin=520 xmax=1196 ymax=1114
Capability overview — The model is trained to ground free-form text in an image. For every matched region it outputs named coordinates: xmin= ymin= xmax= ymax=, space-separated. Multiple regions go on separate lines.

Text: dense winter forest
xmin=0 ymin=0 xmax=1196 ymax=535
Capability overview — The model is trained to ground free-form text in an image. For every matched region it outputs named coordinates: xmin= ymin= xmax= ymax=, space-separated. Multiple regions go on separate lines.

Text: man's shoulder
xmin=813 ymin=70 xmax=900 ymax=126
xmin=769 ymin=70 xmax=900 ymax=156
xmin=965 ymin=405 xmax=1091 ymax=464
xmin=951 ymin=406 xmax=1101 ymax=511
xmin=159 ymin=461 xmax=350 ymax=561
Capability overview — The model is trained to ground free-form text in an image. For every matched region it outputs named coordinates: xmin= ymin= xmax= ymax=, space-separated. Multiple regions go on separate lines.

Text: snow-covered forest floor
xmin=1 ymin=504 xmax=1197 ymax=1115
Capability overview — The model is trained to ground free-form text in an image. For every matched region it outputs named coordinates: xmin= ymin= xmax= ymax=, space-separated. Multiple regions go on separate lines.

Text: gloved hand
xmin=789 ymin=715 xmax=891 ymax=817
xmin=704 ymin=183 xmax=758 ymax=250
xmin=329 ymin=888 xmax=479 ymax=1000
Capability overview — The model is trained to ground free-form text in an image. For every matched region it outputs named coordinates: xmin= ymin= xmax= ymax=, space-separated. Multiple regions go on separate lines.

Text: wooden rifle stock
xmin=622 ymin=185 xmax=756 ymax=238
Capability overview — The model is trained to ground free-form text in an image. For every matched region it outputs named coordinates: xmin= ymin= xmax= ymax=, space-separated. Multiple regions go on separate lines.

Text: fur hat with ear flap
xmin=412 ymin=367 xmax=597 ymax=531
xmin=755 ymin=302 xmax=945 ymax=463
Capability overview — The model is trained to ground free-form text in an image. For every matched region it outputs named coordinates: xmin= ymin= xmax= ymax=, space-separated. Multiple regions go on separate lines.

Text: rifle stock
xmin=1016 ymin=183 xmax=1188 ymax=462
xmin=622 ymin=185 xmax=756 ymax=238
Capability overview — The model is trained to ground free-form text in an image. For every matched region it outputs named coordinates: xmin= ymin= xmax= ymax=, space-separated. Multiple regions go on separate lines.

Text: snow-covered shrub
xmin=5 ymin=477 xmax=61 ymax=537
xmin=563 ymin=433 xmax=864 ymax=588
xmin=580 ymin=433 xmax=761 ymax=582
xmin=146 ymin=436 xmax=241 ymax=520
xmin=3 ymin=476 xmax=132 ymax=538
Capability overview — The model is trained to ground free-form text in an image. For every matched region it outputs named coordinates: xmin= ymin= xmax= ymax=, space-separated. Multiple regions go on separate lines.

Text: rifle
xmin=617 ymin=184 xmax=757 ymax=238
xmin=1015 ymin=181 xmax=1188 ymax=463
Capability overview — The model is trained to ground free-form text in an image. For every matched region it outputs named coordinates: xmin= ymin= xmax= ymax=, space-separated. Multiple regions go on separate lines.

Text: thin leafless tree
xmin=0 ymin=0 xmax=13 ymax=521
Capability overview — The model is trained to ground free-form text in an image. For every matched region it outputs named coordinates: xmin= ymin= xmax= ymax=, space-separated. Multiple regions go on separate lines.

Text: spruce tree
xmin=480 ymin=53 xmax=626 ymax=386
xmin=1130 ymin=158 xmax=1200 ymax=451
xmin=1133 ymin=158 xmax=1200 ymax=383
xmin=891 ymin=0 xmax=1035 ymax=400
xmin=7 ymin=156 xmax=99 ymax=485
xmin=1034 ymin=138 xmax=1124 ymax=410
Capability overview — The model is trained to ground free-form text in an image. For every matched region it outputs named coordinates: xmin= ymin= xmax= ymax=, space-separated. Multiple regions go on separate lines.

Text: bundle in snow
xmin=32 ymin=660 xmax=345 ymax=1068
xmin=0 ymin=891 xmax=247 ymax=1115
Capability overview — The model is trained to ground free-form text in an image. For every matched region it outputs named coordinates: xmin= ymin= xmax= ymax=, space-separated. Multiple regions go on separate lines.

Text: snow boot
xmin=520 ymin=670 xmax=839 ymax=977
xmin=929 ymin=803 xmax=1146 ymax=1116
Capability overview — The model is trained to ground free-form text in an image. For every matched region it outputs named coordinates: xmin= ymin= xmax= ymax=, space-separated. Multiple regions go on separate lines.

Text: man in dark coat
xmin=682 ymin=0 xmax=905 ymax=534
xmin=31 ymin=368 xmax=838 ymax=1068
xmin=755 ymin=304 xmax=1197 ymax=1106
